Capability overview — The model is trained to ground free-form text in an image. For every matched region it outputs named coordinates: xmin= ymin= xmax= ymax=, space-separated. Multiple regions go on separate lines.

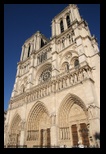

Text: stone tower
xmin=4 ymin=4 xmax=100 ymax=148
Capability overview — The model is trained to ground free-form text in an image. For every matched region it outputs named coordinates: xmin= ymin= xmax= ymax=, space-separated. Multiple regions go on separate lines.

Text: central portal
xmin=40 ymin=128 xmax=51 ymax=147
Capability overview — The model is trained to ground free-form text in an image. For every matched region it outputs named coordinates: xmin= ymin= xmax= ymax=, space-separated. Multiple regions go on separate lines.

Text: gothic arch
xmin=58 ymin=93 xmax=90 ymax=146
xmin=61 ymin=61 xmax=69 ymax=72
xmin=26 ymin=101 xmax=51 ymax=145
xmin=10 ymin=113 xmax=22 ymax=133
xmin=8 ymin=113 xmax=22 ymax=145
xmin=70 ymin=56 xmax=79 ymax=66
xmin=59 ymin=50 xmax=78 ymax=70
xmin=60 ymin=19 xmax=64 ymax=33
xmin=27 ymin=101 xmax=51 ymax=131
xmin=58 ymin=93 xmax=88 ymax=127
xmin=66 ymin=14 xmax=71 ymax=28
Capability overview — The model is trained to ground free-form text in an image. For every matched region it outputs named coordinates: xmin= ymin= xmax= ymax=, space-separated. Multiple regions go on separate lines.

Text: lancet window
xmin=60 ymin=20 xmax=64 ymax=33
xmin=74 ymin=59 xmax=79 ymax=68
xmin=66 ymin=15 xmax=71 ymax=28
xmin=27 ymin=44 xmax=31 ymax=57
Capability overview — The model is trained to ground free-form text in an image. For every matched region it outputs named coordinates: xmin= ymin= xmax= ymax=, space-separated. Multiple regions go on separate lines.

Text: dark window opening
xmin=66 ymin=15 xmax=71 ymax=28
xmin=62 ymin=39 xmax=65 ymax=48
xmin=41 ymin=38 xmax=45 ymax=48
xmin=66 ymin=62 xmax=69 ymax=71
xmin=27 ymin=45 xmax=30 ymax=57
xmin=74 ymin=59 xmax=79 ymax=67
xmin=60 ymin=20 xmax=64 ymax=33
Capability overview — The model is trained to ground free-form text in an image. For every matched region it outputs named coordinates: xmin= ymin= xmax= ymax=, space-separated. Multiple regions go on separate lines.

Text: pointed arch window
xmin=74 ymin=59 xmax=79 ymax=68
xmin=60 ymin=20 xmax=64 ymax=33
xmin=66 ymin=15 xmax=71 ymax=28
xmin=22 ymin=45 xmax=25 ymax=61
xmin=62 ymin=62 xmax=69 ymax=72
xmin=27 ymin=44 xmax=31 ymax=57
xmin=41 ymin=38 xmax=45 ymax=48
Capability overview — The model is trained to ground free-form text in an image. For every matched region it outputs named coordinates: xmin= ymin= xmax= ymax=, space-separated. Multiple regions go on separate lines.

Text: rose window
xmin=39 ymin=68 xmax=51 ymax=83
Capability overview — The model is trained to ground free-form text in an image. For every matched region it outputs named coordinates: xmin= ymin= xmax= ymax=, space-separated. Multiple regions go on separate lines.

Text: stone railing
xmin=10 ymin=62 xmax=93 ymax=109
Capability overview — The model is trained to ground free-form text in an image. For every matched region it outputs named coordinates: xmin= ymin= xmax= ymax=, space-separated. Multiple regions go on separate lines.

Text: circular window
xmin=39 ymin=68 xmax=51 ymax=83
xmin=42 ymin=71 xmax=51 ymax=81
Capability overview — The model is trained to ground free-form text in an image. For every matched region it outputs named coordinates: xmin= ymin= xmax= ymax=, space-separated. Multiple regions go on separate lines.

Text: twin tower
xmin=4 ymin=4 xmax=100 ymax=148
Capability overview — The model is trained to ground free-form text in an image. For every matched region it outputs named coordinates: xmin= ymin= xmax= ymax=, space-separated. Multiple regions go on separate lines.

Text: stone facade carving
xmin=4 ymin=4 xmax=100 ymax=148
xmin=21 ymin=120 xmax=26 ymax=130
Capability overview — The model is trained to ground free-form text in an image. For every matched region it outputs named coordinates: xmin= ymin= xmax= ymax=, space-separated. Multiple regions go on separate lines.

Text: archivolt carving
xmin=27 ymin=101 xmax=50 ymax=130
xmin=10 ymin=113 xmax=21 ymax=133
xmin=26 ymin=101 xmax=50 ymax=141
xmin=61 ymin=61 xmax=70 ymax=72
xmin=60 ymin=50 xmax=79 ymax=72
xmin=58 ymin=93 xmax=88 ymax=127
xmin=8 ymin=113 xmax=22 ymax=145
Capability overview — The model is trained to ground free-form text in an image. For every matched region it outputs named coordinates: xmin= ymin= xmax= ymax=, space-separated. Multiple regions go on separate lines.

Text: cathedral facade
xmin=4 ymin=4 xmax=100 ymax=148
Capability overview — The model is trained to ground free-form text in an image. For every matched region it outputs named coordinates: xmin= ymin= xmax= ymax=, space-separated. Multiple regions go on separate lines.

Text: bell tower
xmin=5 ymin=4 xmax=100 ymax=148
xmin=51 ymin=4 xmax=82 ymax=38
xmin=11 ymin=31 xmax=49 ymax=98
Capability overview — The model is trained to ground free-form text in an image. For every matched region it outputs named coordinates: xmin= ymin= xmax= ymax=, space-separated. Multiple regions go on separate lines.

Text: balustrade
xmin=10 ymin=64 xmax=93 ymax=109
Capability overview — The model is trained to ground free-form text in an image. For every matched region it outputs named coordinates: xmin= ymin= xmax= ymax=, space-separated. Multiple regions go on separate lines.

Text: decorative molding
xmin=9 ymin=63 xmax=93 ymax=110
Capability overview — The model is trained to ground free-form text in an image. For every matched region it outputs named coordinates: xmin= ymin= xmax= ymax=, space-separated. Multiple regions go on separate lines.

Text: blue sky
xmin=4 ymin=4 xmax=100 ymax=111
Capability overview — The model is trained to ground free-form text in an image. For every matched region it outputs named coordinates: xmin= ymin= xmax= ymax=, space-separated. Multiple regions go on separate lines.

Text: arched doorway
xmin=58 ymin=93 xmax=89 ymax=147
xmin=26 ymin=101 xmax=51 ymax=147
xmin=8 ymin=114 xmax=21 ymax=147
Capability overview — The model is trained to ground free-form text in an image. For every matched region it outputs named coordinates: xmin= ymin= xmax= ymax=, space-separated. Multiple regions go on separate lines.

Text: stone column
xmin=20 ymin=46 xmax=24 ymax=61
xmin=24 ymin=46 xmax=28 ymax=60
xmin=19 ymin=121 xmax=26 ymax=146
xmin=52 ymin=51 xmax=59 ymax=77
xmin=71 ymin=5 xmax=76 ymax=21
xmin=51 ymin=20 xmax=56 ymax=38
xmin=16 ymin=64 xmax=20 ymax=77
xmin=77 ymin=123 xmax=82 ymax=144
xmin=63 ymin=17 xmax=67 ymax=31
xmin=69 ymin=5 xmax=74 ymax=22
xmin=73 ymin=5 xmax=81 ymax=22
xmin=70 ymin=124 xmax=73 ymax=146
xmin=4 ymin=124 xmax=8 ymax=146
xmin=30 ymin=42 xmax=33 ymax=54
xmin=30 ymin=54 xmax=35 ymax=67
xmin=55 ymin=21 xmax=60 ymax=36
xmin=50 ymin=113 xmax=57 ymax=146
xmin=36 ymin=31 xmax=41 ymax=50
xmin=34 ymin=35 xmax=37 ymax=50
xmin=27 ymin=73 xmax=33 ymax=90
